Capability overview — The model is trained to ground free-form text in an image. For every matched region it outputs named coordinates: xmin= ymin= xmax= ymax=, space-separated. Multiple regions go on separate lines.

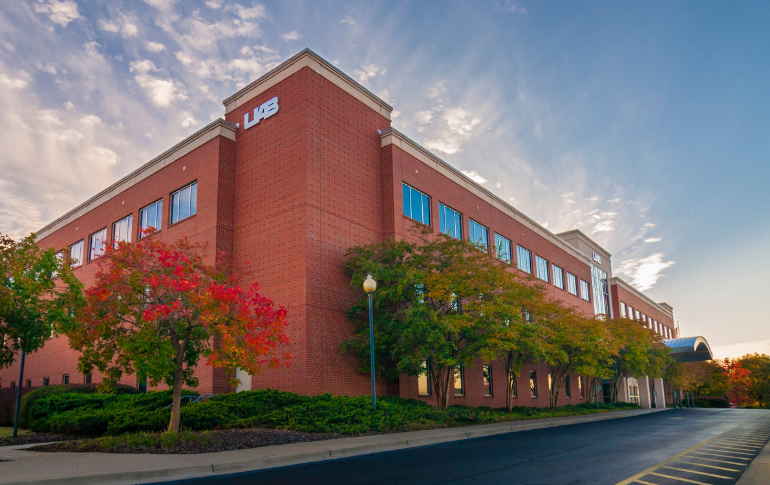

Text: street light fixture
xmin=363 ymin=274 xmax=377 ymax=410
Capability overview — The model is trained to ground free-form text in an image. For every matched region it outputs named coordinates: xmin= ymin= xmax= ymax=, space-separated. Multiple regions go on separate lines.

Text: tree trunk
xmin=503 ymin=351 xmax=519 ymax=412
xmin=431 ymin=365 xmax=452 ymax=411
xmin=550 ymin=366 xmax=567 ymax=410
xmin=168 ymin=367 xmax=183 ymax=433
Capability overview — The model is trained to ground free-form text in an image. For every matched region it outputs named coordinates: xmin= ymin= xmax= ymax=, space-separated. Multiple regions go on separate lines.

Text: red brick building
xmin=0 ymin=49 xmax=699 ymax=408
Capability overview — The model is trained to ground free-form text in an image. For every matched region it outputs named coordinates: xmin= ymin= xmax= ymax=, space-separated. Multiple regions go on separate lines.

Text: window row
xmin=619 ymin=302 xmax=674 ymax=339
xmin=65 ymin=182 xmax=197 ymax=267
xmin=417 ymin=361 xmax=586 ymax=400
xmin=3 ymin=373 xmax=91 ymax=389
xmin=402 ymin=183 xmax=591 ymax=301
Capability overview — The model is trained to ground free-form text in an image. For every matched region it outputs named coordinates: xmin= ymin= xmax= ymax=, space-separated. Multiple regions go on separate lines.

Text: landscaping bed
xmin=0 ymin=431 xmax=89 ymax=447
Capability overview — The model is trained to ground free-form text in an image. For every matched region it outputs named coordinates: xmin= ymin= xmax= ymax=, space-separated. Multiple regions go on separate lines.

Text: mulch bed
xmin=27 ymin=428 xmax=342 ymax=454
xmin=0 ymin=433 xmax=88 ymax=447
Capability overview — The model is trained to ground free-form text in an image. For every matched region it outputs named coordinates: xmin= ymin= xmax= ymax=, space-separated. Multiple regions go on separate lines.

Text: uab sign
xmin=240 ymin=96 xmax=279 ymax=129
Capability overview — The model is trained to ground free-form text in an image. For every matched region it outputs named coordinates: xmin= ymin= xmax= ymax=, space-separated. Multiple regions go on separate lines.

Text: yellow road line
xmin=661 ymin=465 xmax=735 ymax=479
xmin=699 ymin=447 xmax=756 ymax=456
xmin=673 ymin=460 xmax=741 ymax=472
xmin=650 ymin=471 xmax=710 ymax=484
xmin=688 ymin=451 xmax=751 ymax=461
xmin=711 ymin=442 xmax=763 ymax=450
xmin=633 ymin=481 xmax=657 ymax=485
xmin=679 ymin=455 xmax=747 ymax=466
xmin=716 ymin=440 xmax=764 ymax=447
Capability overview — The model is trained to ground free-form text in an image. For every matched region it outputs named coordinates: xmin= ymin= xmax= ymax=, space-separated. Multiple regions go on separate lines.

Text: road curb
xmin=1 ymin=408 xmax=669 ymax=485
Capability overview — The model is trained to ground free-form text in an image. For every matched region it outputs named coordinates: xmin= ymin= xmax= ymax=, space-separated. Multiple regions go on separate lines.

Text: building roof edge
xmin=609 ymin=276 xmax=674 ymax=317
xmin=35 ymin=118 xmax=237 ymax=241
xmin=554 ymin=229 xmax=612 ymax=259
xmin=380 ymin=128 xmax=593 ymax=266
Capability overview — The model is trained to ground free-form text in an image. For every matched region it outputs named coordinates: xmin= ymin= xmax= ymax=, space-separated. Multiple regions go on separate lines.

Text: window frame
xmin=516 ymin=245 xmax=532 ymax=274
xmin=62 ymin=374 xmax=69 ymax=385
xmin=468 ymin=219 xmax=489 ymax=252
xmin=566 ymin=272 xmax=578 ymax=295
xmin=535 ymin=256 xmax=550 ymax=283
xmin=69 ymin=240 xmax=84 ymax=268
xmin=112 ymin=214 xmax=133 ymax=248
xmin=454 ymin=366 xmax=465 ymax=397
xmin=529 ymin=370 xmax=537 ymax=398
xmin=482 ymin=365 xmax=493 ymax=397
xmin=494 ymin=233 xmax=512 ymax=264
xmin=552 ymin=264 xmax=564 ymax=289
xmin=139 ymin=199 xmax=163 ymax=238
xmin=88 ymin=228 xmax=107 ymax=262
xmin=438 ymin=202 xmax=463 ymax=239
xmin=620 ymin=302 xmax=627 ymax=318
xmin=25 ymin=379 xmax=32 ymax=388
xmin=43 ymin=377 xmax=50 ymax=386
xmin=418 ymin=359 xmax=431 ymax=396
xmin=402 ymin=183 xmax=431 ymax=226
xmin=579 ymin=279 xmax=590 ymax=301
xmin=170 ymin=181 xmax=198 ymax=225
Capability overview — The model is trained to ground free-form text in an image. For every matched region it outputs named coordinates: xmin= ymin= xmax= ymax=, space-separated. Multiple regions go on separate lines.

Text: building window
xmin=402 ymin=183 xmax=431 ymax=225
xmin=139 ymin=199 xmax=163 ymax=237
xmin=548 ymin=372 xmax=553 ymax=393
xmin=580 ymin=280 xmax=590 ymax=301
xmin=536 ymin=256 xmax=549 ymax=283
xmin=579 ymin=376 xmax=584 ymax=398
xmin=415 ymin=283 xmax=425 ymax=304
xmin=10 ymin=382 xmax=15 ymax=388
xmin=565 ymin=376 xmax=571 ymax=398
xmin=88 ymin=228 xmax=107 ymax=262
xmin=620 ymin=302 xmax=627 ymax=318
xmin=494 ymin=233 xmax=511 ymax=263
xmin=418 ymin=359 xmax=431 ymax=395
xmin=517 ymin=245 xmax=532 ymax=273
xmin=171 ymin=182 xmax=197 ymax=224
xmin=591 ymin=264 xmax=609 ymax=316
xmin=567 ymin=273 xmax=578 ymax=295
xmin=26 ymin=379 xmax=32 ymax=388
xmin=112 ymin=215 xmax=133 ymax=248
xmin=553 ymin=265 xmax=564 ymax=289
xmin=629 ymin=384 xmax=640 ymax=404
xmin=529 ymin=371 xmax=537 ymax=398
xmin=62 ymin=374 xmax=69 ymax=385
xmin=85 ymin=373 xmax=92 ymax=384
xmin=468 ymin=219 xmax=489 ymax=252
xmin=454 ymin=366 xmax=465 ymax=397
xmin=628 ymin=306 xmax=634 ymax=320
xmin=512 ymin=375 xmax=517 ymax=398
xmin=483 ymin=365 xmax=493 ymax=397
xmin=69 ymin=240 xmax=84 ymax=268
xmin=438 ymin=203 xmax=462 ymax=239
xmin=43 ymin=377 xmax=50 ymax=386
xmin=635 ymin=310 xmax=641 ymax=320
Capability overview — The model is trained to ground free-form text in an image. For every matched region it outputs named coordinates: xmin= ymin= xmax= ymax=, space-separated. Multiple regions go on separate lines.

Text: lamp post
xmin=363 ymin=274 xmax=377 ymax=411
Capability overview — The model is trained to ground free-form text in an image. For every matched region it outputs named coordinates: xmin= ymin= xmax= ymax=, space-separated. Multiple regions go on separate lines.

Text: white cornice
xmin=555 ymin=229 xmax=612 ymax=260
xmin=381 ymin=128 xmax=593 ymax=266
xmin=36 ymin=119 xmax=237 ymax=241
xmin=222 ymin=48 xmax=393 ymax=121
xmin=609 ymin=276 xmax=674 ymax=317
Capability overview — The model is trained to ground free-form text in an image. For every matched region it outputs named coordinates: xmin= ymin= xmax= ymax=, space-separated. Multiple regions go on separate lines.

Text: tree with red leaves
xmin=64 ymin=235 xmax=290 ymax=433
xmin=720 ymin=358 xmax=751 ymax=407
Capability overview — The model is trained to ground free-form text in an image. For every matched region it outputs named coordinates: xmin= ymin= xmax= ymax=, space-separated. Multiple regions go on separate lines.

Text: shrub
xmin=19 ymin=384 xmax=98 ymax=427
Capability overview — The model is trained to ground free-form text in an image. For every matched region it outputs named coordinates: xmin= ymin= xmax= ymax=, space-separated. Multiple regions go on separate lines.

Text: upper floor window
xmin=552 ymin=265 xmax=564 ymax=289
xmin=171 ymin=182 xmax=197 ymax=225
xmin=517 ymin=245 xmax=532 ymax=273
xmin=620 ymin=302 xmax=627 ymax=318
xmin=468 ymin=219 xmax=489 ymax=252
xmin=566 ymin=272 xmax=578 ymax=295
xmin=112 ymin=215 xmax=133 ymax=248
xmin=635 ymin=309 xmax=641 ymax=320
xmin=402 ymin=183 xmax=431 ymax=226
xmin=580 ymin=279 xmax=590 ymax=301
xmin=438 ymin=203 xmax=462 ymax=239
xmin=140 ymin=199 xmax=163 ymax=238
xmin=88 ymin=228 xmax=107 ymax=262
xmin=494 ymin=233 xmax=511 ymax=264
xmin=536 ymin=256 xmax=549 ymax=283
xmin=69 ymin=240 xmax=84 ymax=268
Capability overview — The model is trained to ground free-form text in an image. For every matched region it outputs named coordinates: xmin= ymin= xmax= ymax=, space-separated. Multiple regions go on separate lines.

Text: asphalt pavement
xmin=152 ymin=409 xmax=770 ymax=485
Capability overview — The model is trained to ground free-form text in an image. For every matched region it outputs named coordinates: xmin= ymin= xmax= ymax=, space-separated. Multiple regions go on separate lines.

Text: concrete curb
xmin=0 ymin=408 xmax=669 ymax=485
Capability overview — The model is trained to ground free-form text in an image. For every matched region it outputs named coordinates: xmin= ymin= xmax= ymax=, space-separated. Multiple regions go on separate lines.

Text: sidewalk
xmin=737 ymin=439 xmax=770 ymax=485
xmin=0 ymin=407 xmax=666 ymax=485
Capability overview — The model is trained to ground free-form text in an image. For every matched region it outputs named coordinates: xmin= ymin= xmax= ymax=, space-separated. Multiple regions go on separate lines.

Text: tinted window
xmin=438 ymin=203 xmax=462 ymax=239
xmin=402 ymin=183 xmax=431 ymax=225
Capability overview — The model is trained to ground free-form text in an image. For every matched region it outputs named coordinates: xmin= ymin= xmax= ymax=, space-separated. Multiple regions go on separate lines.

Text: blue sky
xmin=1 ymin=1 xmax=768 ymax=358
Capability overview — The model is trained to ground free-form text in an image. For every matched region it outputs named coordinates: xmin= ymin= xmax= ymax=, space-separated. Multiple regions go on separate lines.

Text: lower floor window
xmin=85 ymin=373 xmax=92 ymax=384
xmin=483 ymin=365 xmax=493 ymax=397
xmin=579 ymin=376 xmax=584 ymax=398
xmin=62 ymin=374 xmax=69 ymax=385
xmin=26 ymin=379 xmax=32 ymax=388
xmin=529 ymin=371 xmax=537 ymax=398
xmin=43 ymin=377 xmax=50 ymax=386
xmin=565 ymin=375 xmax=571 ymax=398
xmin=454 ymin=366 xmax=465 ymax=397
xmin=628 ymin=384 xmax=640 ymax=404
xmin=418 ymin=359 xmax=431 ymax=396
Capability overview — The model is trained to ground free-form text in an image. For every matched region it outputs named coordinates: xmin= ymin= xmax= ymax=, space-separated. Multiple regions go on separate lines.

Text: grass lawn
xmin=0 ymin=427 xmax=29 ymax=438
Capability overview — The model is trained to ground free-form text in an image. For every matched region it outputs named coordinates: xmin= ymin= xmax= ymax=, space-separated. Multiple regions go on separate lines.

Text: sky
xmin=0 ymin=1 xmax=768 ymax=359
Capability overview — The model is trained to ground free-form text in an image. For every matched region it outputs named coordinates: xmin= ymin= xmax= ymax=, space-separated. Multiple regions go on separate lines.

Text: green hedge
xmin=18 ymin=384 xmax=139 ymax=428
xmin=27 ymin=388 xmax=640 ymax=437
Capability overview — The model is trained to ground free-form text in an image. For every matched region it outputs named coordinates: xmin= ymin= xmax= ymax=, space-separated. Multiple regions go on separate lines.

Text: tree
xmin=64 ymin=236 xmax=290 ymax=433
xmin=344 ymin=231 xmax=523 ymax=410
xmin=605 ymin=318 xmax=670 ymax=403
xmin=738 ymin=353 xmax=770 ymax=407
xmin=720 ymin=358 xmax=751 ymax=406
xmin=0 ymin=233 xmax=83 ymax=437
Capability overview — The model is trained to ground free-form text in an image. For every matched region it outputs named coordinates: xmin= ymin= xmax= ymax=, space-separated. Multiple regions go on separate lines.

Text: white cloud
xmin=497 ymin=0 xmax=528 ymax=14
xmin=616 ymin=253 xmax=675 ymax=291
xmin=424 ymin=107 xmax=481 ymax=155
xmin=143 ymin=0 xmax=177 ymax=10
xmin=78 ymin=115 xmax=102 ymax=127
xmin=63 ymin=101 xmax=74 ymax=110
xmin=496 ymin=182 xmax=502 ymax=188
xmin=33 ymin=0 xmax=80 ymax=27
xmin=377 ymin=89 xmax=391 ymax=103
xmin=0 ymin=74 xmax=29 ymax=90
xmin=145 ymin=42 xmax=166 ymax=52
xmin=561 ymin=192 xmax=574 ymax=198
xmin=98 ymin=19 xmax=119 ymax=33
xmin=282 ymin=31 xmax=301 ymax=41
xmin=391 ymin=110 xmax=401 ymax=119
xmin=129 ymin=60 xmax=187 ymax=108
xmin=414 ymin=109 xmax=435 ymax=125
xmin=644 ymin=237 xmax=662 ymax=243
xmin=644 ymin=222 xmax=655 ymax=227
xmin=461 ymin=170 xmax=488 ymax=184
xmin=83 ymin=41 xmax=105 ymax=61
xmin=232 ymin=3 xmax=267 ymax=20
xmin=122 ymin=21 xmax=138 ymax=37
xmin=607 ymin=197 xmax=621 ymax=203
xmin=174 ymin=17 xmax=264 ymax=52
xmin=339 ymin=16 xmax=355 ymax=24
xmin=353 ymin=62 xmax=385 ymax=85
xmin=586 ymin=196 xmax=598 ymax=202
xmin=428 ymin=80 xmax=447 ymax=99
xmin=0 ymin=40 xmax=15 ymax=52
xmin=181 ymin=114 xmax=197 ymax=127
xmin=84 ymin=146 xmax=119 ymax=166
xmin=205 ymin=0 xmax=222 ymax=8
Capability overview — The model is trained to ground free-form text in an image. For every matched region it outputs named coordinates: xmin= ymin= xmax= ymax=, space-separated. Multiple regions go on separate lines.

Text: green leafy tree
xmin=64 ymin=236 xmax=290 ymax=433
xmin=0 ymin=233 xmax=84 ymax=437
xmin=738 ymin=353 xmax=770 ymax=407
xmin=344 ymin=231 xmax=522 ymax=410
